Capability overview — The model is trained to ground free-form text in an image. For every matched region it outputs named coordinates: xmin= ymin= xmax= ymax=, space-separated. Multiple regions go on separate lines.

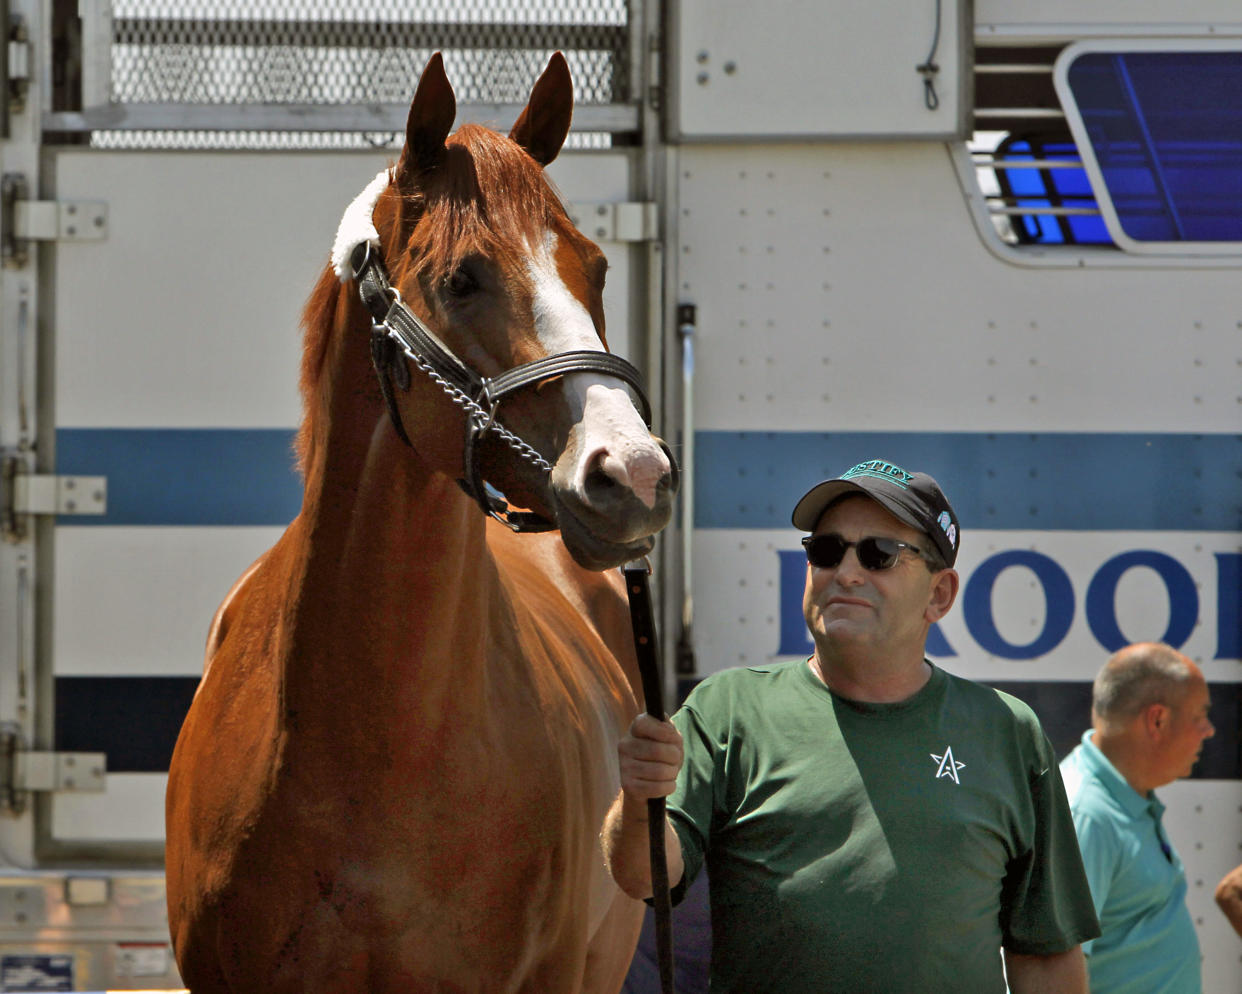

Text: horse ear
xmin=509 ymin=52 xmax=573 ymax=167
xmin=397 ymin=52 xmax=456 ymax=181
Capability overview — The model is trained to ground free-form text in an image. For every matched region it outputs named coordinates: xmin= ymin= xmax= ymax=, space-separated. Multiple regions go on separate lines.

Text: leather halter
xmin=348 ymin=240 xmax=655 ymax=533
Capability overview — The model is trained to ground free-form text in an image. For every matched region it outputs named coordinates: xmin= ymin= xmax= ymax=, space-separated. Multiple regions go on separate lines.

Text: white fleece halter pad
xmin=330 ymin=168 xmax=391 ymax=282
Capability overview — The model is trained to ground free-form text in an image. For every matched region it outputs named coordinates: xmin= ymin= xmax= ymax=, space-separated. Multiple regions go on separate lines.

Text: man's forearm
xmin=602 ymin=790 xmax=685 ymax=901
xmin=1003 ymin=946 xmax=1087 ymax=994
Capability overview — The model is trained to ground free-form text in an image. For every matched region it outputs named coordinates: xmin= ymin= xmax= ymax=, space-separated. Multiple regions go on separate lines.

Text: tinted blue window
xmin=1066 ymin=52 xmax=1242 ymax=242
xmin=996 ymin=136 xmax=1110 ymax=245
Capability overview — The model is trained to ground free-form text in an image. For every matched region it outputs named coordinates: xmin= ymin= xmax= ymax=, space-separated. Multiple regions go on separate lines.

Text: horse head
xmin=356 ymin=52 xmax=677 ymax=570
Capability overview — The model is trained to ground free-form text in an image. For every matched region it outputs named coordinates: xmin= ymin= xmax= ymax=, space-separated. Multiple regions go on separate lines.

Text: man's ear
xmin=924 ymin=568 xmax=959 ymax=624
xmin=1143 ymin=702 xmax=1171 ymax=739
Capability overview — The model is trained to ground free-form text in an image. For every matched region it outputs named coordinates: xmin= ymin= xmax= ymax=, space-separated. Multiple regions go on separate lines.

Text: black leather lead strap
xmin=622 ymin=560 xmax=676 ymax=994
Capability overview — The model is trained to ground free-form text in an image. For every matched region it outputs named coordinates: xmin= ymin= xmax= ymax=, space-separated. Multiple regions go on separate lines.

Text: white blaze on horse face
xmin=527 ymin=232 xmax=668 ymax=509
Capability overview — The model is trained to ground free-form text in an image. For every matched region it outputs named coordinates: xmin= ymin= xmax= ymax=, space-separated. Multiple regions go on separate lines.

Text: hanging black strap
xmin=369 ymin=330 xmax=413 ymax=448
xmin=917 ymin=0 xmax=942 ymax=110
xmin=622 ymin=560 xmax=676 ymax=994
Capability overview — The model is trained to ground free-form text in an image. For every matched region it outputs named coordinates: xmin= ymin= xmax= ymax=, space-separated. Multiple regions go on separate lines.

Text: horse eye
xmin=444 ymin=265 xmax=478 ymax=298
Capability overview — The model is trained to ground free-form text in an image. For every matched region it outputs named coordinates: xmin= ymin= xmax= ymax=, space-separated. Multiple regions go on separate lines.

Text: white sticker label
xmin=115 ymin=942 xmax=169 ymax=978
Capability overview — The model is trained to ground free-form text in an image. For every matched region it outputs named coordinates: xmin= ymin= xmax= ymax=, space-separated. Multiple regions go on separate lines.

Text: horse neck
xmin=281 ymin=284 xmax=493 ymax=728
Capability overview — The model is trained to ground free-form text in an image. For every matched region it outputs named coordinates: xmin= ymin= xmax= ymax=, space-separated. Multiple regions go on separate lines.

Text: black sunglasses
xmin=802 ymin=533 xmax=929 ymax=571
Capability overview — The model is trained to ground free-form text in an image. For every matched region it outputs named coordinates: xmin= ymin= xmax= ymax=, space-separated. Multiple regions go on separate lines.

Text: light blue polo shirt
xmin=1060 ymin=730 xmax=1201 ymax=994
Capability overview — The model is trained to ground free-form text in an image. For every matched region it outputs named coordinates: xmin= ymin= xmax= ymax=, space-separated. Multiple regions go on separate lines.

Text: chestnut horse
xmin=165 ymin=52 xmax=676 ymax=993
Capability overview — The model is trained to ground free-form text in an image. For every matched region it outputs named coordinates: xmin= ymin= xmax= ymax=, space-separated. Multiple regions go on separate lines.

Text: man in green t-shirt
xmin=603 ymin=458 xmax=1100 ymax=993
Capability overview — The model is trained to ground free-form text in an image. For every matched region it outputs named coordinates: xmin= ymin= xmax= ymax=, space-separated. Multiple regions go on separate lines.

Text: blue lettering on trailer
xmin=778 ymin=548 xmax=1240 ymax=661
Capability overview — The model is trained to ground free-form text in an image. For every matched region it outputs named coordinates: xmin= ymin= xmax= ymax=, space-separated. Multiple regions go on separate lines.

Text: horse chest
xmin=268 ymin=646 xmax=627 ymax=950
xmin=236 ymin=767 xmax=614 ymax=991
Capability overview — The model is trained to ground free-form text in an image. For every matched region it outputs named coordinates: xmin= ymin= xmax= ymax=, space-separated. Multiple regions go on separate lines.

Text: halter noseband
xmin=348 ymin=240 xmax=655 ymax=534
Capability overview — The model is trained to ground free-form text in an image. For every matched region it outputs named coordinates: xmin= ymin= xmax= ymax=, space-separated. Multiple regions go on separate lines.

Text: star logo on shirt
xmin=930 ymin=745 xmax=965 ymax=784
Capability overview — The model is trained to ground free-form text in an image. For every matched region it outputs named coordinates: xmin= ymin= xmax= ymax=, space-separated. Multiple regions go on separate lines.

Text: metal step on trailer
xmin=0 ymin=872 xmax=182 ymax=993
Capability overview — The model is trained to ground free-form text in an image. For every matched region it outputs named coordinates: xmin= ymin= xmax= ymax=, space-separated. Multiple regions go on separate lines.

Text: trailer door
xmin=31 ymin=142 xmax=647 ymax=860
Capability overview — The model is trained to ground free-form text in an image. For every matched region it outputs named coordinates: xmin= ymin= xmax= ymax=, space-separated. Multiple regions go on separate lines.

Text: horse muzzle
xmin=550 ymin=436 xmax=678 ymax=571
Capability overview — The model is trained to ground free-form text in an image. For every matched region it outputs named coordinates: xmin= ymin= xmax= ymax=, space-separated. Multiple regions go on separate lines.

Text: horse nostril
xmin=579 ymin=445 xmax=669 ymax=511
xmin=586 ymin=465 xmax=620 ymax=494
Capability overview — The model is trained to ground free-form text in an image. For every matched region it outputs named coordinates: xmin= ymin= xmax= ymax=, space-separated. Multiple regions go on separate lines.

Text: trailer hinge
xmin=12 ymin=474 xmax=107 ymax=515
xmin=7 ymin=14 xmax=30 ymax=112
xmin=2 ymin=457 xmax=107 ymax=541
xmin=2 ymin=173 xmax=108 ymax=267
xmin=569 ymin=201 xmax=659 ymax=242
xmin=1 ymin=727 xmax=106 ymax=815
xmin=8 ymin=38 xmax=28 ymax=87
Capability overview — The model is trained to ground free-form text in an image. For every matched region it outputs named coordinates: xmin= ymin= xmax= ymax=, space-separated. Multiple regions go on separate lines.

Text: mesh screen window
xmin=91 ymin=1 xmax=630 ymax=149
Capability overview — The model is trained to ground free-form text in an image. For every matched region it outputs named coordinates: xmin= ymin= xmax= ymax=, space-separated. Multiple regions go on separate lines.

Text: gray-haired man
xmin=1061 ymin=642 xmax=1214 ymax=994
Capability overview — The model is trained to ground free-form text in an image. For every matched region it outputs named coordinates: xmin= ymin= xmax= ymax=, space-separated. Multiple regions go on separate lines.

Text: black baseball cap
xmin=791 ymin=458 xmax=960 ymax=567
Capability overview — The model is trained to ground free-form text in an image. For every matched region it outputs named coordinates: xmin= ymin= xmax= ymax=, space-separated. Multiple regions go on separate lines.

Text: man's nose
xmin=834 ymin=547 xmax=868 ymax=583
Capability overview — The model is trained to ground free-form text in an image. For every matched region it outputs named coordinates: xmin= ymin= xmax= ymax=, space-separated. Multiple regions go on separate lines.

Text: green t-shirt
xmin=667 ymin=660 xmax=1099 ymax=993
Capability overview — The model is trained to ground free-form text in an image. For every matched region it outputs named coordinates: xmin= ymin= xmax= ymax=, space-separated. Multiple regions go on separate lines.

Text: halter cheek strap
xmin=346 ymin=240 xmax=654 ymax=534
xmin=354 ymin=247 xmax=415 ymax=450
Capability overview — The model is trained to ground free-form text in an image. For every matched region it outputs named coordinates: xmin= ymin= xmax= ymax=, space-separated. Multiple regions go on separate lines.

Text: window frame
xmin=1053 ymin=38 xmax=1242 ymax=257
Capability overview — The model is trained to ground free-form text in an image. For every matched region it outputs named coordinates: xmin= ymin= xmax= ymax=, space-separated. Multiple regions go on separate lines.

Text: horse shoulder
xmin=201 ymin=549 xmax=269 ymax=681
xmin=170 ymin=532 xmax=301 ymax=853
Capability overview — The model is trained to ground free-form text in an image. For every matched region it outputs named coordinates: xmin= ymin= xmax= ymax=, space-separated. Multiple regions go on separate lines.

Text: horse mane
xmin=293 ymin=263 xmax=345 ymax=477
xmin=293 ymin=123 xmax=568 ymax=478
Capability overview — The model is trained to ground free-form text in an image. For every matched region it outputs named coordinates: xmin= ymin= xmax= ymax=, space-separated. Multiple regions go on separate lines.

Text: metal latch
xmin=1 ymin=727 xmax=106 ymax=815
xmin=569 ymin=201 xmax=659 ymax=242
xmin=2 ymin=173 xmax=108 ymax=267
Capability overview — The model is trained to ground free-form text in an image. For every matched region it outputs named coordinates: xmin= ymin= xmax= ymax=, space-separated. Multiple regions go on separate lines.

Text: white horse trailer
xmin=0 ymin=1 xmax=1238 ymax=991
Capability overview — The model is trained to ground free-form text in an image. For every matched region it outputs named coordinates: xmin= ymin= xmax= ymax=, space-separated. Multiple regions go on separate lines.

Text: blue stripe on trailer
xmin=55 ymin=428 xmax=302 ymax=526
xmin=694 ymin=430 xmax=1242 ymax=531
xmin=50 ymin=428 xmax=1242 ymax=531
